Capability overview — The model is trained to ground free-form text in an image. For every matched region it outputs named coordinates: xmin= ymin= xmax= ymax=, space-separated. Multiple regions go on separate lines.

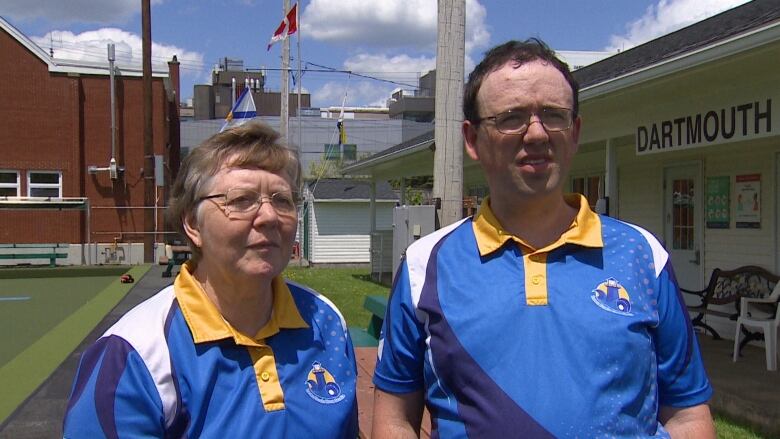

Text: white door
xmin=664 ymin=164 xmax=703 ymax=291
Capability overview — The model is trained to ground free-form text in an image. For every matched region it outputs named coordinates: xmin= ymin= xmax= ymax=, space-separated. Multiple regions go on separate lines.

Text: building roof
xmin=574 ymin=0 xmax=780 ymax=88
xmin=0 ymin=15 xmax=168 ymax=78
xmin=307 ymin=179 xmax=398 ymax=201
xmin=342 ymin=130 xmax=434 ymax=174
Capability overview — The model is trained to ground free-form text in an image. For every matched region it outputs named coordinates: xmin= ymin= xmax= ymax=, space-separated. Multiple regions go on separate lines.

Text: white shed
xmin=302 ymin=179 xmax=397 ymax=265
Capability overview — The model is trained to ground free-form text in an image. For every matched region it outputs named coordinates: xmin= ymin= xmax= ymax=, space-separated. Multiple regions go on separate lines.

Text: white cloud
xmin=606 ymin=0 xmax=751 ymax=51
xmin=0 ymin=0 xmax=163 ymax=24
xmin=302 ymin=0 xmax=489 ymax=53
xmin=305 ymin=1 xmax=488 ymax=106
xmin=302 ymin=0 xmax=436 ymax=48
xmin=312 ymin=80 xmax=395 ymax=108
xmin=31 ymin=28 xmax=204 ymax=74
xmin=343 ymin=53 xmax=436 ymax=83
xmin=464 ymin=0 xmax=489 ymax=55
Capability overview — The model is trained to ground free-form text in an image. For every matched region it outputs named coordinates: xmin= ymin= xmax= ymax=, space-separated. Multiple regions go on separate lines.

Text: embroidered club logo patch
xmin=305 ymin=361 xmax=346 ymax=404
xmin=591 ymin=277 xmax=633 ymax=316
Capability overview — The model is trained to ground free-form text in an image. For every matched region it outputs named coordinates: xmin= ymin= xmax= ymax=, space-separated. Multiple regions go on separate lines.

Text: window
xmin=323 ymin=144 xmax=358 ymax=161
xmin=342 ymin=144 xmax=357 ymax=161
xmin=571 ymin=175 xmax=603 ymax=209
xmin=0 ymin=170 xmax=20 ymax=196
xmin=672 ymin=178 xmax=695 ymax=250
xmin=28 ymin=171 xmax=62 ymax=197
xmin=324 ymin=144 xmax=340 ymax=161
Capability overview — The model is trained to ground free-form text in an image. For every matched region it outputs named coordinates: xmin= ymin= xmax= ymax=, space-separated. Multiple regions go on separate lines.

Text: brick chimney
xmin=168 ymin=55 xmax=180 ymax=107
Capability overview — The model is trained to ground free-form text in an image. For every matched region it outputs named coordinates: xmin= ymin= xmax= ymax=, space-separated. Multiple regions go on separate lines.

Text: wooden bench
xmin=349 ymin=295 xmax=388 ymax=347
xmin=0 ymin=243 xmax=69 ymax=267
xmin=161 ymin=245 xmax=191 ymax=278
xmin=682 ymin=265 xmax=779 ymax=343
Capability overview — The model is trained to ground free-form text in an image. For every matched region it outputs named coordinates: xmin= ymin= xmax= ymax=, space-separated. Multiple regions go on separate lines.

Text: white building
xmin=301 ymin=179 xmax=397 ymax=265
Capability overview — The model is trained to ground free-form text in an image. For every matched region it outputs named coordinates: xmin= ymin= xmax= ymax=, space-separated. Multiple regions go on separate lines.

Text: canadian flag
xmin=267 ymin=3 xmax=298 ymax=50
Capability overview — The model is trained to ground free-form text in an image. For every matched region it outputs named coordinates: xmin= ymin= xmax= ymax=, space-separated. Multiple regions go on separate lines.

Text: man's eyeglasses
xmin=198 ymin=188 xmax=299 ymax=219
xmin=476 ymin=107 xmax=573 ymax=135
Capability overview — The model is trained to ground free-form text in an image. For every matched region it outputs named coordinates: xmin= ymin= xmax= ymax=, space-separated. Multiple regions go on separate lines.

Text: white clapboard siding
xmin=571 ymin=140 xmax=780 ymax=343
xmin=309 ymin=201 xmax=395 ymax=264
xmin=617 ymin=159 xmax=664 ymax=238
xmin=700 ymin=140 xmax=777 ymax=276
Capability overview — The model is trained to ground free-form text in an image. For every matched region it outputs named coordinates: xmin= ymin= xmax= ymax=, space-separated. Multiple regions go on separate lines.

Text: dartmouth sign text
xmin=636 ymin=99 xmax=772 ymax=155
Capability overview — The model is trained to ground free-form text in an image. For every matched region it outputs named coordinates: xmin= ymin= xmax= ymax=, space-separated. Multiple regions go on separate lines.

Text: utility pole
xmin=432 ymin=0 xmax=465 ymax=227
xmin=280 ymin=0 xmax=291 ymax=142
xmin=142 ymin=0 xmax=155 ymax=262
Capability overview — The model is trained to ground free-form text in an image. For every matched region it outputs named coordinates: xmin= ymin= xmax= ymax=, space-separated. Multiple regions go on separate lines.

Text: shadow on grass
xmin=351 ymin=273 xmax=392 ymax=287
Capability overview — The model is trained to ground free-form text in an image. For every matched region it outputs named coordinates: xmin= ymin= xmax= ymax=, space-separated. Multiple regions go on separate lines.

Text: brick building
xmin=0 ymin=16 xmax=180 ymax=264
xmin=193 ymin=57 xmax=311 ymax=120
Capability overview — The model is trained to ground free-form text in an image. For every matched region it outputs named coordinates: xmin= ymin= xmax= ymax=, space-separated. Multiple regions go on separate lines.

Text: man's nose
xmin=523 ymin=116 xmax=549 ymax=143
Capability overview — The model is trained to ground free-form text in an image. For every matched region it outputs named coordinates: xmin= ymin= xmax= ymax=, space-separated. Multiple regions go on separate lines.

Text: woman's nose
xmin=253 ymin=199 xmax=280 ymax=224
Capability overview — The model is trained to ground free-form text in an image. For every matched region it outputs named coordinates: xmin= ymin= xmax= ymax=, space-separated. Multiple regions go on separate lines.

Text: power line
xmin=303 ymin=62 xmax=418 ymax=88
xmin=43 ymin=39 xmax=422 ymax=86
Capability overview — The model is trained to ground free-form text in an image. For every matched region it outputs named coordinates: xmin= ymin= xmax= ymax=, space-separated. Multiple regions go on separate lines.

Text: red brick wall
xmin=0 ymin=28 xmax=175 ymax=244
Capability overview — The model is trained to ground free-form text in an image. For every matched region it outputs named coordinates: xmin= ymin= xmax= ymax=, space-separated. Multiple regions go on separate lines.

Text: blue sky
xmin=1 ymin=0 xmax=750 ymax=107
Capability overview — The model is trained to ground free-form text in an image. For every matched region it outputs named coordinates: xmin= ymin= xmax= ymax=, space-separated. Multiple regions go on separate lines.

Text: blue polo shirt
xmin=374 ymin=195 xmax=712 ymax=438
xmin=63 ymin=262 xmax=358 ymax=438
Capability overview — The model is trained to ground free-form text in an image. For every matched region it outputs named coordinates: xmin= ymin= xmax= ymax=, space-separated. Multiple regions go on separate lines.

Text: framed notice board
xmin=735 ymin=174 xmax=760 ymax=228
xmin=705 ymin=176 xmax=729 ymax=228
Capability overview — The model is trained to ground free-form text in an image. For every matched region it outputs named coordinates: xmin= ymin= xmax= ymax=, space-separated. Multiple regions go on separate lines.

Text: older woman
xmin=63 ymin=122 xmax=358 ymax=438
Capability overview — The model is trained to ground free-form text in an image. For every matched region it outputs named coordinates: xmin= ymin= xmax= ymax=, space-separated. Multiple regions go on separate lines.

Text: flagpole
xmin=280 ymin=0 xmax=291 ymax=142
xmin=295 ymin=2 xmax=303 ymax=267
xmin=297 ymin=2 xmax=302 ymax=156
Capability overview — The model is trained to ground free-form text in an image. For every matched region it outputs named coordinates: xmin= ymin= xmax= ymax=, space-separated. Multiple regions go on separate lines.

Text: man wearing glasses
xmin=371 ymin=39 xmax=715 ymax=438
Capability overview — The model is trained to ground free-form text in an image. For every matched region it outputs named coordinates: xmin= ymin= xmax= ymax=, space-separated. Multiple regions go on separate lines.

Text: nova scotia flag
xmin=221 ymin=88 xmax=257 ymax=132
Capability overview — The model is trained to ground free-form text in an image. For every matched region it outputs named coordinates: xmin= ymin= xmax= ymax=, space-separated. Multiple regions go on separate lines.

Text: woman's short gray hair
xmin=166 ymin=121 xmax=301 ymax=262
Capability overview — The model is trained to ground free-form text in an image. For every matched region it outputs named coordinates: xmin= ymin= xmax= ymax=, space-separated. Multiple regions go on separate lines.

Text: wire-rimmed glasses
xmin=476 ymin=107 xmax=573 ymax=135
xmin=198 ymin=188 xmax=299 ymax=219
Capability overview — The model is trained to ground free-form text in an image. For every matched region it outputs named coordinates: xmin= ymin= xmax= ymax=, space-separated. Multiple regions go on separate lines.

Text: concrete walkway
xmin=0 ymin=265 xmax=777 ymax=437
xmin=698 ymin=334 xmax=780 ymax=437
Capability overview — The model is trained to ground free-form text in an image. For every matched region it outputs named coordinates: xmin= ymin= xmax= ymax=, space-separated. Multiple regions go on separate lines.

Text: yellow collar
xmin=473 ymin=193 xmax=603 ymax=256
xmin=174 ymin=261 xmax=309 ymax=347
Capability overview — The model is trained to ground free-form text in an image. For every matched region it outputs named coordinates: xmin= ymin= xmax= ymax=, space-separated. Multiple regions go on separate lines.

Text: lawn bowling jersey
xmin=374 ymin=195 xmax=712 ymax=438
xmin=63 ymin=262 xmax=357 ymax=438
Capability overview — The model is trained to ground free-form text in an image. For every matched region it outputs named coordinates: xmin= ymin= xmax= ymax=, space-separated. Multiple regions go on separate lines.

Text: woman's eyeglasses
xmin=198 ymin=188 xmax=299 ymax=219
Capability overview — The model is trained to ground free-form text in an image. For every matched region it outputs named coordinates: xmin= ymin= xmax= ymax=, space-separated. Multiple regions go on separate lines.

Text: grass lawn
xmin=284 ymin=266 xmax=390 ymax=328
xmin=0 ymin=275 xmax=117 ymax=368
xmin=714 ymin=414 xmax=768 ymax=439
xmin=0 ymin=265 xmax=149 ymax=423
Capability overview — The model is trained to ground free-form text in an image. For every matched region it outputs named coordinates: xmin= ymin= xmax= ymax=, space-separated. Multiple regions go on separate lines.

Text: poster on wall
xmin=705 ymin=176 xmax=730 ymax=228
xmin=735 ymin=174 xmax=760 ymax=228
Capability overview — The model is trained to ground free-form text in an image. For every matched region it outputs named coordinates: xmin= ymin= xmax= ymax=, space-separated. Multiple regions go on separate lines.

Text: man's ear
xmin=182 ymin=213 xmax=202 ymax=248
xmin=463 ymin=120 xmax=481 ymax=162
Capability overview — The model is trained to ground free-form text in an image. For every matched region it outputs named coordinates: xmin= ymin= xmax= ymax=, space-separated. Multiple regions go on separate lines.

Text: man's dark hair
xmin=463 ymin=38 xmax=580 ymax=123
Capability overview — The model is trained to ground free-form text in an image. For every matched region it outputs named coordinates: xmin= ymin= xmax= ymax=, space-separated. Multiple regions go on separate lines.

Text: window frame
xmin=323 ymin=143 xmax=358 ymax=162
xmin=571 ymin=173 xmax=604 ymax=210
xmin=0 ymin=170 xmax=20 ymax=197
xmin=341 ymin=144 xmax=357 ymax=161
xmin=27 ymin=170 xmax=63 ymax=198
xmin=323 ymin=144 xmax=341 ymax=161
